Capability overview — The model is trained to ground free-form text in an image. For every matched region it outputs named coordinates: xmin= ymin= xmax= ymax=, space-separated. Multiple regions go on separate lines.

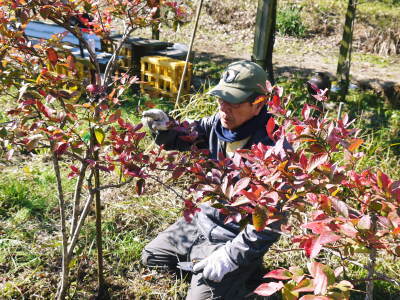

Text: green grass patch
xmin=353 ymin=53 xmax=392 ymax=67
xmin=277 ymin=4 xmax=307 ymax=37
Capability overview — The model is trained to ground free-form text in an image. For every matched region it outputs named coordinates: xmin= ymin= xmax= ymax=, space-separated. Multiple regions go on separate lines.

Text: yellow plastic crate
xmin=140 ymin=56 xmax=192 ymax=99
xmin=50 ymin=59 xmax=88 ymax=79
xmin=101 ymin=38 xmax=132 ymax=71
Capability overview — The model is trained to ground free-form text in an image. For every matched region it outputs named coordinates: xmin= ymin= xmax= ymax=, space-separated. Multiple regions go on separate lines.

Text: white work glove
xmin=193 ymin=246 xmax=238 ymax=282
xmin=141 ymin=109 xmax=169 ymax=132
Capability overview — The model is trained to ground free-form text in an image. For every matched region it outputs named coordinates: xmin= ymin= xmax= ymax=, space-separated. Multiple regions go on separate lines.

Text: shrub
xmin=276 ymin=5 xmax=307 ymax=37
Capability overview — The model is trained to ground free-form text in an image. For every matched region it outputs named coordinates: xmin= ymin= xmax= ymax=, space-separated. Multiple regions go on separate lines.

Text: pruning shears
xmin=177 ymin=260 xmax=201 ymax=273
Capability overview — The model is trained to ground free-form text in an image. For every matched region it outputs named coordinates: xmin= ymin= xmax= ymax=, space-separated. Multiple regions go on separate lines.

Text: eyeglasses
xmin=217 ymin=98 xmax=244 ymax=109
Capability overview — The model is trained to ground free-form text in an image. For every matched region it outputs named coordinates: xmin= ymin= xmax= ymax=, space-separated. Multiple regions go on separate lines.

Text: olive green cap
xmin=208 ymin=60 xmax=268 ymax=104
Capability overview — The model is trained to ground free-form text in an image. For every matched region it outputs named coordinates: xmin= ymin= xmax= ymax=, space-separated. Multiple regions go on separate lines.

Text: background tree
xmin=252 ymin=0 xmax=277 ymax=84
xmin=336 ymin=0 xmax=358 ymax=101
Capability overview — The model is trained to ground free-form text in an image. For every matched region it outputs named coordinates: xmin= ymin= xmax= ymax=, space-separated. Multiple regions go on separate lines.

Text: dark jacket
xmin=154 ymin=108 xmax=281 ymax=266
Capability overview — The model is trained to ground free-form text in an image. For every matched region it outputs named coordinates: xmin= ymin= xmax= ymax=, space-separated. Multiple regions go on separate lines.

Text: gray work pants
xmin=141 ymin=217 xmax=260 ymax=300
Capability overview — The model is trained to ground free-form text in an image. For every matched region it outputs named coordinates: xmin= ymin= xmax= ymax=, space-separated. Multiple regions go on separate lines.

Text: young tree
xmin=0 ymin=0 xmax=190 ymax=298
xmin=182 ymin=84 xmax=400 ymax=299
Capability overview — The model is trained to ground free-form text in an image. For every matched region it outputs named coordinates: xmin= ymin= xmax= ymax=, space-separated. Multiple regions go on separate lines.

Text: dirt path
xmin=157 ymin=3 xmax=400 ymax=93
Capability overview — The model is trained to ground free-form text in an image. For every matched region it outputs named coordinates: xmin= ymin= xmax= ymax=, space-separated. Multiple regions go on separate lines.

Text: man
xmin=141 ymin=61 xmax=281 ymax=299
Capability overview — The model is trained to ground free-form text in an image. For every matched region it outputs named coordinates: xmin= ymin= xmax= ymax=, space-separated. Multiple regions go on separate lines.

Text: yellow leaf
xmin=94 ymin=128 xmax=105 ymax=145
xmin=252 ymin=205 xmax=267 ymax=231
xmin=348 ymin=138 xmax=363 ymax=152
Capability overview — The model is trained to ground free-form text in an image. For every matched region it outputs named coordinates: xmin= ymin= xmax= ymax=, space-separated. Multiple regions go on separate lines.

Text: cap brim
xmin=207 ymin=84 xmax=253 ymax=104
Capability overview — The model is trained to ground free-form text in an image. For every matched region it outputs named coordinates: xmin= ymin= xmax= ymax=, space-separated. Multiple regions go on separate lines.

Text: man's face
xmin=217 ymin=98 xmax=262 ymax=130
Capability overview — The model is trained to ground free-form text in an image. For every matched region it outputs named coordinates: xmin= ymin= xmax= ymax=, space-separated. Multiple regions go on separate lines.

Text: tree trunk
xmin=336 ymin=0 xmax=357 ymax=101
xmin=94 ymin=163 xmax=106 ymax=297
xmin=252 ymin=0 xmax=277 ymax=84
xmin=53 ymin=153 xmax=69 ymax=300
xmin=151 ymin=0 xmax=160 ymax=40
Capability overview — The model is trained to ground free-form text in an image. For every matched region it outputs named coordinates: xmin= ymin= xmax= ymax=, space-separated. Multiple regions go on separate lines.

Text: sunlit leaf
xmin=94 ymin=128 xmax=105 ymax=145
xmin=264 ymin=268 xmax=291 ymax=280
xmin=252 ymin=205 xmax=267 ymax=231
xmin=254 ymin=282 xmax=284 ymax=296
xmin=348 ymin=138 xmax=363 ymax=152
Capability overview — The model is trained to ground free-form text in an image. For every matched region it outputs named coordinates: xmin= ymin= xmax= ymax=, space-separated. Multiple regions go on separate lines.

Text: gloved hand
xmin=193 ymin=246 xmax=238 ymax=282
xmin=141 ymin=109 xmax=169 ymax=132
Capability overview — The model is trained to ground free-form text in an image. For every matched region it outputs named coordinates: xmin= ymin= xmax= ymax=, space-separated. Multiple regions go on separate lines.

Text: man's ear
xmin=253 ymin=103 xmax=264 ymax=115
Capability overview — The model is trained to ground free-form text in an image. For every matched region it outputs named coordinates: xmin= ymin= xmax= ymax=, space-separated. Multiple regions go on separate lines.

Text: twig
xmin=148 ymin=174 xmax=186 ymax=201
xmin=95 ymin=177 xmax=134 ymax=191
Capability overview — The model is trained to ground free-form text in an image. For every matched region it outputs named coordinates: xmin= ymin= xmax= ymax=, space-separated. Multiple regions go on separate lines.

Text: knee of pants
xmin=141 ymin=248 xmax=151 ymax=266
xmin=141 ymin=247 xmax=178 ymax=268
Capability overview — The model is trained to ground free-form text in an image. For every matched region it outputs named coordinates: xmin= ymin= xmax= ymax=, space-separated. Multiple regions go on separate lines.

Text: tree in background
xmin=252 ymin=0 xmax=277 ymax=84
xmin=336 ymin=0 xmax=358 ymax=101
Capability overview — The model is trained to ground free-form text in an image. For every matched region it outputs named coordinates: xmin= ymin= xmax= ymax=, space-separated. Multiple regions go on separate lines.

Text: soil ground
xmin=146 ymin=1 xmax=400 ymax=94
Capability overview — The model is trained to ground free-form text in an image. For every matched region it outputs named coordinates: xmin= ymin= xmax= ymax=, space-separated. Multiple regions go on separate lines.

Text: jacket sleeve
xmin=153 ymin=115 xmax=216 ymax=151
xmin=224 ymin=220 xmax=281 ymax=266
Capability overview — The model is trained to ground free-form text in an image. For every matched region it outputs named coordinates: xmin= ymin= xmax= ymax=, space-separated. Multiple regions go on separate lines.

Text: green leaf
xmin=94 ymin=128 xmax=105 ymax=145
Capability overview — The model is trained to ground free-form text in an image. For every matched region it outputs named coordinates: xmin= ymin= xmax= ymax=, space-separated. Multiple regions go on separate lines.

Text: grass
xmin=2 ymin=75 xmax=400 ymax=298
xmin=353 ymin=53 xmax=392 ymax=68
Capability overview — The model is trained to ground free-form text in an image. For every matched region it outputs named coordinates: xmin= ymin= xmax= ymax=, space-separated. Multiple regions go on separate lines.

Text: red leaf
xmin=301 ymin=104 xmax=312 ymax=120
xmin=266 ymin=117 xmax=275 ymax=142
xmin=46 ymin=48 xmax=58 ymax=66
xmin=54 ymin=142 xmax=69 ymax=155
xmin=264 ymin=268 xmax=291 ymax=280
xmin=307 ymin=262 xmax=328 ymax=295
xmin=172 ymin=167 xmax=185 ymax=180
xmin=300 ymin=153 xmax=308 ymax=170
xmin=36 ymin=100 xmax=54 ymax=119
xmin=377 ymin=170 xmax=390 ymax=192
xmin=70 ymin=165 xmax=79 ymax=173
xmin=307 ymin=153 xmax=328 ymax=173
xmin=358 ymin=215 xmax=371 ymax=230
xmin=241 ymin=190 xmax=259 ymax=202
xmin=331 ymin=197 xmax=349 ymax=218
xmin=232 ymin=177 xmax=250 ymax=197
xmin=318 ymin=232 xmax=341 ymax=246
xmin=272 ymin=94 xmax=280 ymax=106
xmin=254 ymin=282 xmax=284 ymax=296
xmin=307 ymin=237 xmax=322 ymax=258
xmin=108 ymin=110 xmax=121 ymax=123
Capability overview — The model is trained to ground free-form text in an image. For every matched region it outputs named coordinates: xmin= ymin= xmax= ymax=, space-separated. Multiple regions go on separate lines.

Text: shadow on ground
xmin=191 ymin=51 xmax=400 ymax=108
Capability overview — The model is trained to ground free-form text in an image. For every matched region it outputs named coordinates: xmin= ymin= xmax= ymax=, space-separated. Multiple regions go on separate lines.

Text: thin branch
xmin=64 ymin=151 xmax=85 ymax=163
xmin=67 ymin=170 xmax=95 ymax=261
xmin=95 ymin=177 xmax=134 ymax=191
xmin=148 ymin=174 xmax=187 ymax=201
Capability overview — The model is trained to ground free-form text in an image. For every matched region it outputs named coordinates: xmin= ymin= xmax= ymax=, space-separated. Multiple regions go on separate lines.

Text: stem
xmin=95 ymin=177 xmax=133 ymax=192
xmin=93 ymin=151 xmax=106 ymax=296
xmin=52 ymin=153 xmax=69 ymax=300
xmin=67 ymin=188 xmax=94 ymax=261
xmin=70 ymin=161 xmax=89 ymax=236
xmin=365 ymin=213 xmax=378 ymax=300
